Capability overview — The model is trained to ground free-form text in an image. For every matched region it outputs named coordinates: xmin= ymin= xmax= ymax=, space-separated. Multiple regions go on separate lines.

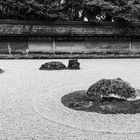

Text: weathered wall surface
xmin=0 ymin=38 xmax=138 ymax=55
xmin=0 ymin=24 xmax=122 ymax=36
xmin=0 ymin=20 xmax=139 ymax=56
xmin=0 ymin=20 xmax=139 ymax=36
xmin=28 ymin=37 xmax=53 ymax=53
xmin=0 ymin=42 xmax=9 ymax=54
xmin=84 ymin=38 xmax=131 ymax=54
xmin=132 ymin=39 xmax=140 ymax=53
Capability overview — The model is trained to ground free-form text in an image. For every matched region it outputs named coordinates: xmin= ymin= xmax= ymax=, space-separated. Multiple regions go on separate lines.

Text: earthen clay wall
xmin=0 ymin=20 xmax=139 ymax=56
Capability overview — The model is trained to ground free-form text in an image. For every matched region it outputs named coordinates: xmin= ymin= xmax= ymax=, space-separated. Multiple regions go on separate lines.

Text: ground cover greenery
xmin=0 ymin=0 xmax=140 ymax=22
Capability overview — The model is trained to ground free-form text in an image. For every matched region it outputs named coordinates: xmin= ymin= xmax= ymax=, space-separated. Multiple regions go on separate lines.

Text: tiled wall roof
xmin=0 ymin=20 xmax=139 ymax=36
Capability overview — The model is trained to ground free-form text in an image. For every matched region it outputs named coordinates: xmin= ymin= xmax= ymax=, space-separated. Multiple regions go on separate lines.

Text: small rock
xmin=39 ymin=61 xmax=66 ymax=70
xmin=68 ymin=59 xmax=80 ymax=70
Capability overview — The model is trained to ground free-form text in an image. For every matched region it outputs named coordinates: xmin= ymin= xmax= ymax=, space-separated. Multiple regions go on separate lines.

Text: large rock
xmin=68 ymin=59 xmax=80 ymax=70
xmin=39 ymin=61 xmax=66 ymax=70
xmin=85 ymin=78 xmax=136 ymax=101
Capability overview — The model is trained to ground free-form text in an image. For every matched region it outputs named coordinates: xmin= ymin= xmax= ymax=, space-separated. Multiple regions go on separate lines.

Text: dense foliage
xmin=85 ymin=0 xmax=140 ymax=22
xmin=0 ymin=0 xmax=64 ymax=20
xmin=0 ymin=0 xmax=140 ymax=22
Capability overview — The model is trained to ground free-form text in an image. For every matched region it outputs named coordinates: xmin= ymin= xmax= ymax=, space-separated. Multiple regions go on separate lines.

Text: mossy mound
xmin=61 ymin=90 xmax=140 ymax=114
xmin=39 ymin=61 xmax=66 ymax=70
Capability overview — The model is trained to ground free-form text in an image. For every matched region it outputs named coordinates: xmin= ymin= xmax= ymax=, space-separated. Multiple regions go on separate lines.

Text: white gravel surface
xmin=0 ymin=59 xmax=140 ymax=140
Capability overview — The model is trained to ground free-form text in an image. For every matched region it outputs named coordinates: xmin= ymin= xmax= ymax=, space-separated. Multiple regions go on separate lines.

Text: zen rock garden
xmin=39 ymin=59 xmax=80 ymax=70
xmin=61 ymin=78 xmax=140 ymax=114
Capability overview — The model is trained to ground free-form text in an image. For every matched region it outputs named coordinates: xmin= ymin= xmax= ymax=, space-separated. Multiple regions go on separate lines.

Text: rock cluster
xmin=40 ymin=59 xmax=80 ymax=70
xmin=85 ymin=78 xmax=136 ymax=101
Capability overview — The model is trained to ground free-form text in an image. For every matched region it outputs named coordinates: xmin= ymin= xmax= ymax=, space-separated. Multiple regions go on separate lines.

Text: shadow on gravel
xmin=0 ymin=69 xmax=4 ymax=74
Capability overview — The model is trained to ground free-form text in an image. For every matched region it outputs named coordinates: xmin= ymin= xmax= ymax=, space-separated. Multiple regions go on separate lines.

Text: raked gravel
xmin=0 ymin=59 xmax=140 ymax=139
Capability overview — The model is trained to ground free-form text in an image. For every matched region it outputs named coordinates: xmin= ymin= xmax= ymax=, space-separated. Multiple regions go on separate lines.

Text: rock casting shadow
xmin=61 ymin=90 xmax=140 ymax=114
xmin=61 ymin=78 xmax=140 ymax=114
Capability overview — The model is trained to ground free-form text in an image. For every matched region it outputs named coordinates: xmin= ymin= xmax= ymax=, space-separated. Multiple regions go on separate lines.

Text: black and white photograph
xmin=0 ymin=0 xmax=140 ymax=140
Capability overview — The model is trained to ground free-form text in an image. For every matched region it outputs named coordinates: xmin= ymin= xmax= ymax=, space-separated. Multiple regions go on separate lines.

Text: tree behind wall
xmin=0 ymin=0 xmax=64 ymax=20
xmin=85 ymin=0 xmax=140 ymax=22
xmin=61 ymin=0 xmax=85 ymax=21
xmin=0 ymin=0 xmax=139 ymax=22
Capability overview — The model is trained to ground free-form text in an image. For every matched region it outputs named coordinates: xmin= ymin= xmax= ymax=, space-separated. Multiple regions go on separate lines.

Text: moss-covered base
xmin=61 ymin=90 xmax=140 ymax=114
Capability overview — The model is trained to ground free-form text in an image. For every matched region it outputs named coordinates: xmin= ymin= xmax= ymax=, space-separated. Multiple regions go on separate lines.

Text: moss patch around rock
xmin=61 ymin=90 xmax=140 ymax=114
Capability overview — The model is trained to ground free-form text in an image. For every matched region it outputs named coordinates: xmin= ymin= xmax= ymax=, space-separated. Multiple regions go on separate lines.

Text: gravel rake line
xmin=30 ymin=92 xmax=140 ymax=135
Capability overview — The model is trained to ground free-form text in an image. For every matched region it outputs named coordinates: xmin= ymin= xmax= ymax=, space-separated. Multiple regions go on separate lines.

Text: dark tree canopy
xmin=0 ymin=0 xmax=140 ymax=22
xmin=0 ymin=0 xmax=64 ymax=20
xmin=85 ymin=0 xmax=140 ymax=22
